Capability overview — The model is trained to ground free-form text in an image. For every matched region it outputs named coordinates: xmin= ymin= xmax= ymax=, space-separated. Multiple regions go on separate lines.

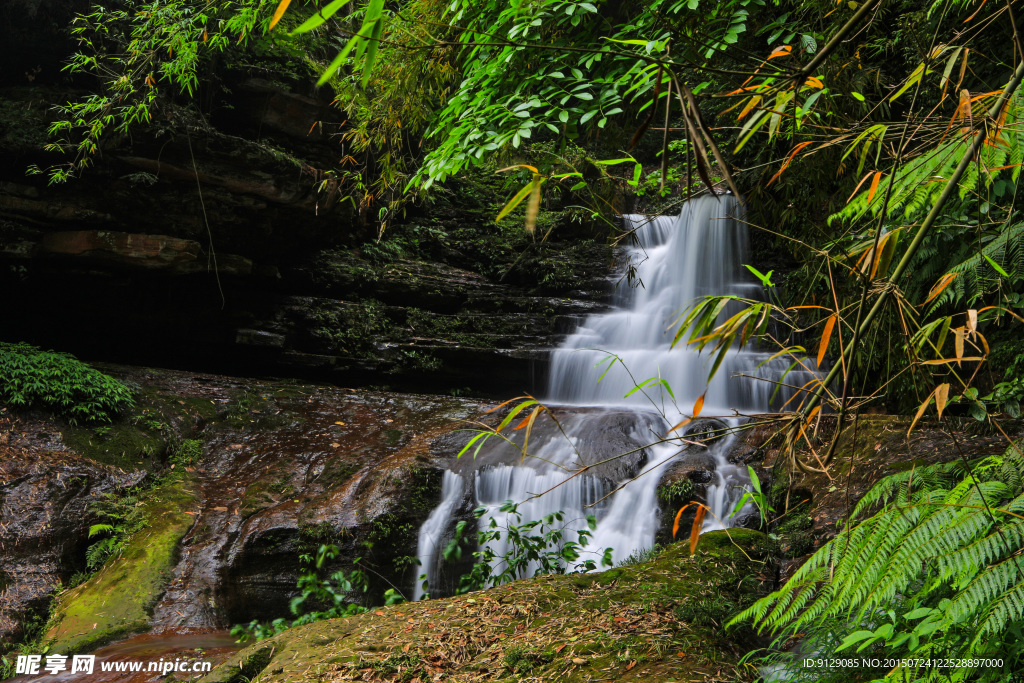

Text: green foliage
xmin=40 ymin=0 xmax=278 ymax=182
xmin=833 ymin=94 xmax=1024 ymax=225
xmin=169 ymin=438 xmax=204 ymax=467
xmin=733 ymin=448 xmax=1024 ymax=681
xmin=0 ymin=342 xmax=135 ymax=424
xmin=439 ymin=503 xmax=613 ymax=595
xmin=618 ymin=544 xmax=665 ymax=567
xmin=729 ymin=465 xmax=773 ymax=528
xmin=85 ymin=487 xmax=151 ymax=570
xmin=231 ymin=543 xmax=392 ymax=642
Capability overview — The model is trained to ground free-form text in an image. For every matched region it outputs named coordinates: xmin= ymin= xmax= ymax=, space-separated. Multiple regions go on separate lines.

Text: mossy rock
xmin=200 ymin=529 xmax=775 ymax=683
xmin=61 ymin=423 xmax=166 ymax=471
xmin=42 ymin=472 xmax=198 ymax=654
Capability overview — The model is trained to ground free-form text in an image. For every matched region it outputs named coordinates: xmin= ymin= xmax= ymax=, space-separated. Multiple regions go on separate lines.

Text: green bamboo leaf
xmin=291 ymin=0 xmax=348 ymax=34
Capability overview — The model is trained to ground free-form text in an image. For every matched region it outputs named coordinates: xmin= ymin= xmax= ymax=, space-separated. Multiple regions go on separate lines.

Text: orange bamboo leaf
xmin=805 ymin=405 xmax=822 ymax=428
xmin=869 ymin=232 xmax=892 ymax=279
xmin=269 ymin=0 xmax=291 ymax=30
xmin=693 ymin=392 xmax=706 ymax=417
xmin=767 ymin=45 xmax=793 ymax=60
xmin=672 ymin=503 xmax=694 ymax=539
xmin=804 ymin=76 xmax=824 ymax=89
xmin=666 ymin=417 xmax=693 ymax=434
xmin=485 ymin=395 xmax=531 ymax=414
xmin=923 ymin=272 xmax=958 ymax=304
xmin=866 ymin=170 xmax=883 ymax=204
xmin=767 ymin=141 xmax=815 ymax=186
xmin=690 ymin=505 xmax=707 ymax=555
xmin=737 ymin=95 xmax=762 ymax=121
xmin=817 ymin=315 xmax=836 ymax=368
xmin=846 ymin=170 xmax=876 ymax=204
xmin=921 ymin=357 xmax=982 ymax=364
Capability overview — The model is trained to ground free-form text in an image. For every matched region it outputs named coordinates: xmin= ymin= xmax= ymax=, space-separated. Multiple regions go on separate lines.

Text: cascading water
xmin=413 ymin=194 xmax=805 ymax=599
xmin=413 ymin=471 xmax=464 ymax=601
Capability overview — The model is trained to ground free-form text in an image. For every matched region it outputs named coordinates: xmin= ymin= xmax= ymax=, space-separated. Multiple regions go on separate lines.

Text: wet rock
xmin=0 ymin=422 xmax=140 ymax=644
xmin=441 ymin=407 xmax=658 ymax=482
xmin=43 ymin=471 xmax=199 ymax=654
xmin=682 ymin=418 xmax=730 ymax=446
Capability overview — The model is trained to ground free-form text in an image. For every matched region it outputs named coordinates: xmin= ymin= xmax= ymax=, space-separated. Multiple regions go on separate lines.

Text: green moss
xmin=43 ymin=471 xmax=198 ymax=654
xmin=657 ymin=478 xmax=695 ymax=510
xmin=61 ymin=422 xmax=165 ymax=470
xmin=201 ymin=529 xmax=775 ymax=683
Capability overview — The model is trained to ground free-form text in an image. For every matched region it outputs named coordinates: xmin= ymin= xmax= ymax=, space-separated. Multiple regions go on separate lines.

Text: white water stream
xmin=413 ymin=194 xmax=801 ymax=599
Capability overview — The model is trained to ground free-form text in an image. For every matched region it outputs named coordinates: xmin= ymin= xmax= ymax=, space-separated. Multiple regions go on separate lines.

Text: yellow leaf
xmin=737 ymin=95 xmax=762 ymax=121
xmin=967 ymin=309 xmax=978 ymax=333
xmin=269 ymin=0 xmax=292 ymax=30
xmin=955 ymin=327 xmax=964 ymax=365
xmin=817 ymin=315 xmax=836 ymax=368
xmin=805 ymin=76 xmax=824 ymax=89
xmin=525 ymin=176 xmax=542 ymax=234
xmin=935 ymin=383 xmax=950 ymax=419
xmin=908 ymin=389 xmax=936 ymax=436
xmin=496 ymin=183 xmax=534 ymax=222
xmin=921 ymin=356 xmax=983 ymax=365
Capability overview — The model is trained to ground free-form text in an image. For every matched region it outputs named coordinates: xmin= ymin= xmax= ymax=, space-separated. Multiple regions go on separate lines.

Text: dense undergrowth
xmin=0 ymin=342 xmax=134 ymax=424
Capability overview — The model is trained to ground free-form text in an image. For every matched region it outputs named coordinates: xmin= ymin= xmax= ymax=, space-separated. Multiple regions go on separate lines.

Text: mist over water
xmin=414 ymin=195 xmax=803 ymax=598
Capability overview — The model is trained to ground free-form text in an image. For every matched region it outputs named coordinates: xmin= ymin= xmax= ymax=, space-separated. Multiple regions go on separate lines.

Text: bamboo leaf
xmin=496 ymin=183 xmax=534 ymax=221
xmin=690 ymin=505 xmax=707 ymax=555
xmin=269 ymin=0 xmax=292 ymax=30
xmin=817 ymin=314 xmax=837 ymax=368
xmin=935 ymin=383 xmax=950 ymax=419
xmin=924 ymin=272 xmax=958 ymax=304
xmin=908 ymin=389 xmax=936 ymax=436
xmin=693 ymin=392 xmax=706 ymax=417
xmin=292 ymin=0 xmax=348 ymax=34
xmin=672 ymin=503 xmax=693 ymax=538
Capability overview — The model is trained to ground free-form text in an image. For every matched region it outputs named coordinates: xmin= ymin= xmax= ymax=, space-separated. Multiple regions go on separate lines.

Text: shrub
xmin=0 ymin=342 xmax=134 ymax=424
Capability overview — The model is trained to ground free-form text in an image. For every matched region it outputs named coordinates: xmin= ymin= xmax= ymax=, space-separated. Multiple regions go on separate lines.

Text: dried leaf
xmin=690 ymin=505 xmax=707 ymax=555
xmin=817 ymin=315 xmax=836 ymax=368
xmin=693 ymin=392 xmax=706 ymax=417
xmin=866 ymin=170 xmax=883 ymax=204
xmin=935 ymin=383 xmax=950 ymax=419
xmin=924 ymin=272 xmax=958 ymax=304
xmin=269 ymin=0 xmax=292 ymax=30
xmin=908 ymin=389 xmax=936 ymax=436
xmin=672 ymin=503 xmax=693 ymax=539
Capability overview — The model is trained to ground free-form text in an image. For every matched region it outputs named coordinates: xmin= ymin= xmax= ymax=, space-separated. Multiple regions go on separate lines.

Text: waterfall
xmin=413 ymin=194 xmax=801 ymax=599
xmin=413 ymin=471 xmax=464 ymax=601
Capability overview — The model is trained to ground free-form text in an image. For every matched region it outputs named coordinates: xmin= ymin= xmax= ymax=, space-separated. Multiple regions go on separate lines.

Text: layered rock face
xmin=0 ymin=414 xmax=143 ymax=643
xmin=1 ymin=367 xmax=495 ymax=648
xmin=0 ymin=1 xmax=613 ymax=396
